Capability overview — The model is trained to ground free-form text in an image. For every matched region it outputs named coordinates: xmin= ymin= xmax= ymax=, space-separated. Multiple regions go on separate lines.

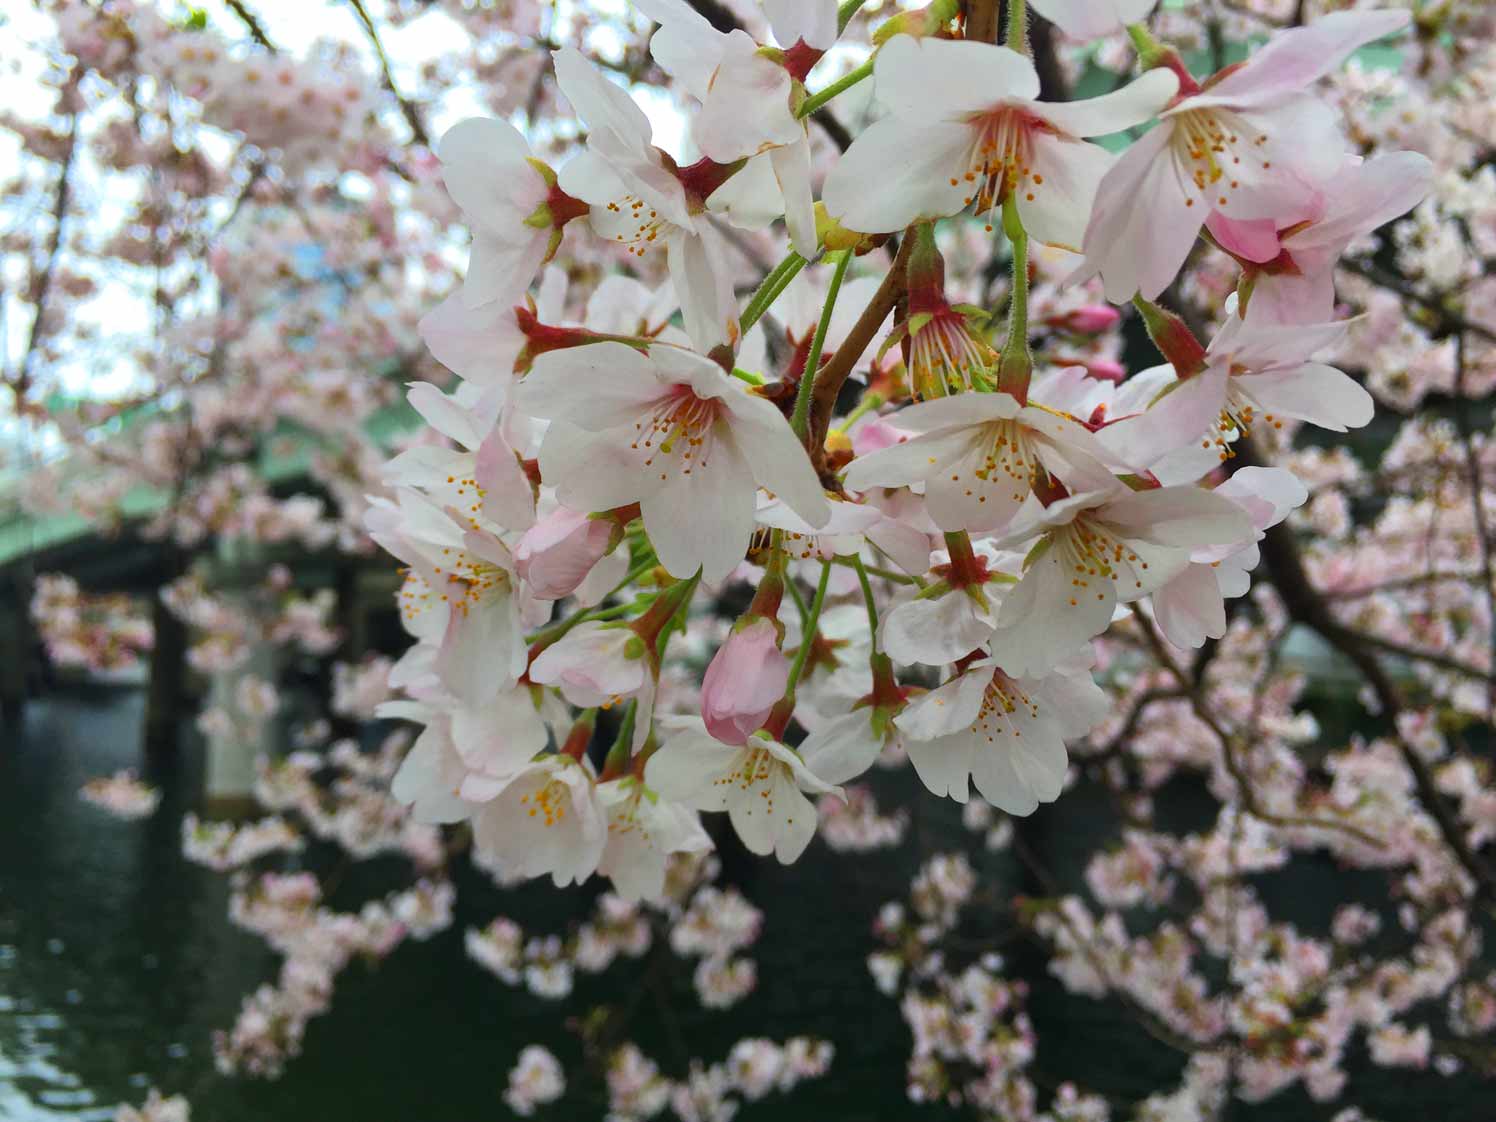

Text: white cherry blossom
xmin=895 ymin=655 xmax=1108 ymax=813
xmin=842 ymin=389 xmax=1126 ymax=533
xmin=646 ymin=721 xmax=843 ymax=863
xmin=472 ymin=755 xmax=608 ymax=887
xmin=984 ymin=484 xmax=1253 ymax=676
xmin=821 ymin=34 xmax=1177 ymax=249
xmin=516 ymin=341 xmax=830 ymax=582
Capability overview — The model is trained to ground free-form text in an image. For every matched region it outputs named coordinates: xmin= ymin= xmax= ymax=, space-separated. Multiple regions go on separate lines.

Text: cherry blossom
xmin=516 ymin=341 xmax=830 ymax=581
xmin=895 ymin=654 xmax=1107 ymax=811
xmin=1074 ymin=9 xmax=1411 ymax=301
xmin=646 ymin=721 xmax=843 ymax=863
xmin=822 ymin=34 xmax=1177 ymax=249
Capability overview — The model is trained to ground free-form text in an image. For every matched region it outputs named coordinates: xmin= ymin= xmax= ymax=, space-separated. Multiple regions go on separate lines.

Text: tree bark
xmin=965 ymin=0 xmax=1003 ymax=44
xmin=142 ymin=549 xmax=189 ymax=771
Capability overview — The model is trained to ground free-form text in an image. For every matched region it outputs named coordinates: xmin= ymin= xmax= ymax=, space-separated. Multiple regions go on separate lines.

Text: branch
xmin=807 ymin=234 xmax=913 ymax=482
xmin=1130 ymin=608 xmax=1385 ymax=850
xmin=347 ymin=0 xmax=432 ymax=149
xmin=964 ymin=0 xmax=1003 ymax=44
xmin=223 ymin=0 xmax=276 ymax=51
xmin=1242 ymin=443 xmax=1496 ymax=901
xmin=12 ymin=108 xmax=78 ymax=404
xmin=1449 ymin=328 xmax=1496 ymax=721
xmin=1338 ymin=257 xmax=1496 ymax=345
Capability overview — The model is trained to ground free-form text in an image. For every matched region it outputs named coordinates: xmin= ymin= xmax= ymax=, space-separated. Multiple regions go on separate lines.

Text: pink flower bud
xmin=700 ymin=618 xmax=789 ymax=745
xmin=1059 ymin=305 xmax=1122 ymax=334
xmin=515 ymin=507 xmax=615 ymax=600
xmin=1083 ymin=359 xmax=1126 ymax=384
xmin=851 ymin=416 xmax=909 ymax=458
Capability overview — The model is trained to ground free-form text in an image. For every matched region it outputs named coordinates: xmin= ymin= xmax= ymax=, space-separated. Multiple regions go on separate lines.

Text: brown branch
xmin=223 ymin=0 xmax=276 ymax=51
xmin=964 ymin=0 xmax=1003 ymax=44
xmin=1330 ymin=629 xmax=1494 ymax=686
xmin=1130 ymin=608 xmax=1385 ymax=850
xmin=1450 ymin=328 xmax=1496 ymax=720
xmin=1338 ymin=257 xmax=1496 ymax=345
xmin=807 ymin=235 xmax=914 ymax=483
xmin=347 ymin=0 xmax=432 ymax=149
xmin=1323 ymin=571 xmax=1482 ymax=601
xmin=12 ymin=108 xmax=78 ymax=404
xmin=1242 ymin=442 xmax=1496 ymax=901
xmin=1010 ymin=830 xmax=1209 ymax=1056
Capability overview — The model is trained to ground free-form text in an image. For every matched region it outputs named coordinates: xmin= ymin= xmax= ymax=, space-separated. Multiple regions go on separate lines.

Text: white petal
xmin=640 ymin=429 xmax=755 ymax=581
xmin=517 ymin=341 xmax=662 ymax=430
xmin=881 ymin=591 xmax=996 ymax=666
xmin=1241 ymin=364 xmax=1374 ymax=432
xmin=989 ymin=549 xmax=1112 ymax=677
xmin=645 ymin=728 xmax=742 ymax=809
xmin=1151 ymin=564 xmax=1227 ymax=649
xmin=668 ymin=228 xmax=737 ymax=353
xmin=897 ymin=669 xmax=990 ymax=740
xmin=722 ymin=396 xmax=831 ymax=529
xmin=763 ymin=0 xmax=838 ymax=49
xmin=798 ymin=710 xmax=885 ymax=785
xmin=820 ymin=117 xmax=970 ymax=233
xmin=1016 ymin=135 xmax=1113 ymax=252
xmin=769 ymin=139 xmax=819 ymax=259
xmin=903 ymin=733 xmax=974 ymax=802
xmin=875 ymin=35 xmax=1039 ymax=119
xmin=1073 ymin=123 xmax=1200 ymax=303
xmin=1099 ymin=486 xmax=1253 ymax=548
xmin=1036 ymin=68 xmax=1177 ymax=137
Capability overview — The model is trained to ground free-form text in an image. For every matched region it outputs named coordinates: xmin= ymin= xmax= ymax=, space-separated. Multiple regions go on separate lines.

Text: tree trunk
xmin=0 ymin=567 xmax=33 ymax=729
xmin=142 ymin=550 xmax=189 ymax=771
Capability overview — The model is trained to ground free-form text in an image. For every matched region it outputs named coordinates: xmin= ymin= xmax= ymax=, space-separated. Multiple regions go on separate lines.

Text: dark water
xmin=1 ymin=690 xmax=1491 ymax=1121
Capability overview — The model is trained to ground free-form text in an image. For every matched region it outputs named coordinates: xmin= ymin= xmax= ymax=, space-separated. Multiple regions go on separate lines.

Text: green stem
xmin=524 ymin=557 xmax=657 ymax=646
xmin=797 ymin=59 xmax=873 ymax=119
xmin=785 ymin=568 xmax=811 ymax=625
xmin=834 ymin=557 xmax=921 ymax=587
xmin=1006 ymin=0 xmax=1028 ymax=54
xmin=834 ymin=390 xmax=883 ymax=434
xmin=850 ymin=555 xmax=881 ymax=651
xmin=997 ymin=194 xmax=1032 ymax=402
xmin=784 ymin=561 xmax=832 ymax=698
xmin=739 ymin=253 xmax=807 ymax=336
xmin=836 ymin=0 xmax=870 ymax=32
xmin=791 ymin=249 xmax=852 ymax=441
xmin=600 ymin=700 xmax=638 ymax=779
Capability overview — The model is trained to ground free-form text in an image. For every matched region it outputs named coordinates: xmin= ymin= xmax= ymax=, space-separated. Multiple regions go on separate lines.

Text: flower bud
xmin=700 ymin=618 xmax=790 ymax=745
xmin=1053 ymin=305 xmax=1122 ymax=334
xmin=515 ymin=507 xmax=617 ymax=600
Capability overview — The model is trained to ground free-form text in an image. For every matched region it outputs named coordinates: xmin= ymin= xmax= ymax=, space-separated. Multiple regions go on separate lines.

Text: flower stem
xmin=792 ymin=249 xmax=852 ymax=441
xmin=997 ymin=195 xmax=1032 ymax=402
xmin=1005 ymin=0 xmax=1028 ymax=54
xmin=834 ymin=390 xmax=883 ymax=434
xmin=599 ymin=700 xmax=637 ymax=779
xmin=783 ymin=560 xmax=832 ymax=700
xmin=523 ymin=557 xmax=657 ymax=646
xmin=797 ymin=59 xmax=873 ymax=119
xmin=837 ymin=0 xmax=869 ymax=32
xmin=851 ymin=554 xmax=881 ymax=650
xmin=740 ymin=252 xmax=807 ymax=336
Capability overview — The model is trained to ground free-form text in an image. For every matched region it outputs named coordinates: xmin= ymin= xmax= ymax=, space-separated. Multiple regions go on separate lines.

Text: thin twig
xmin=224 ymin=0 xmax=276 ymax=51
xmin=347 ymin=0 xmax=432 ymax=148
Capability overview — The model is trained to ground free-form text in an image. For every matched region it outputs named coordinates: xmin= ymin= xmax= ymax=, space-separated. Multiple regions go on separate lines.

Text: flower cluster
xmin=378 ymin=0 xmax=1427 ymax=905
